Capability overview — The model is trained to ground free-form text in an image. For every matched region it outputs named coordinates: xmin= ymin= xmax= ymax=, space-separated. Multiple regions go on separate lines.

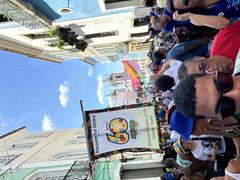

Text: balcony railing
xmin=0 ymin=0 xmax=51 ymax=29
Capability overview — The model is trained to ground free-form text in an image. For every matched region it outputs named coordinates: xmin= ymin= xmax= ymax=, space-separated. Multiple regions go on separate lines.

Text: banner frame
xmin=83 ymin=102 xmax=161 ymax=161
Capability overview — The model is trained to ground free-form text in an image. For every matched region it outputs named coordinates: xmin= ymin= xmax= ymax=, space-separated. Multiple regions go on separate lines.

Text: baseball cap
xmin=170 ymin=110 xmax=193 ymax=140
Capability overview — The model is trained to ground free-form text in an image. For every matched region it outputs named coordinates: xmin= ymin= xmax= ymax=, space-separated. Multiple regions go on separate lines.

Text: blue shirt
xmin=195 ymin=0 xmax=240 ymax=22
xmin=162 ymin=0 xmax=240 ymax=32
xmin=162 ymin=8 xmax=190 ymax=32
xmin=166 ymin=39 xmax=209 ymax=61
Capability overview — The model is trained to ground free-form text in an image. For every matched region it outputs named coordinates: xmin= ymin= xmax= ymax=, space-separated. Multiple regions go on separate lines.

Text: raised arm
xmin=173 ymin=11 xmax=230 ymax=29
xmin=156 ymin=60 xmax=173 ymax=76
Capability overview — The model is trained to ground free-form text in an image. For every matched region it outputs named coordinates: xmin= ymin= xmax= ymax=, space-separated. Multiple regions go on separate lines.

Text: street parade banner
xmin=82 ymin=103 xmax=160 ymax=161
xmin=122 ymin=60 xmax=146 ymax=89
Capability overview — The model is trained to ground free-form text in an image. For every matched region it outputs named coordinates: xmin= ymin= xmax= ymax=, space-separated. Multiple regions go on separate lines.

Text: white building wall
xmin=0 ymin=4 xmax=150 ymax=64
xmin=0 ymin=127 xmax=87 ymax=173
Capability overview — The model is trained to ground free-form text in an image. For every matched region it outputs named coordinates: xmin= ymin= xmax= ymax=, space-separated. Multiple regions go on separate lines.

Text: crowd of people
xmin=143 ymin=0 xmax=240 ymax=179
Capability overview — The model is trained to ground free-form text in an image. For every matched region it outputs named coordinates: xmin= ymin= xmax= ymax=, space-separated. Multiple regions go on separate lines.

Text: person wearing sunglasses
xmin=178 ymin=21 xmax=240 ymax=80
xmin=170 ymin=111 xmax=240 ymax=179
xmin=170 ymin=110 xmax=238 ymax=179
xmin=178 ymin=56 xmax=235 ymax=81
xmin=173 ymin=136 xmax=225 ymax=162
xmin=173 ymin=72 xmax=240 ymax=137
xmin=174 ymin=72 xmax=240 ymax=119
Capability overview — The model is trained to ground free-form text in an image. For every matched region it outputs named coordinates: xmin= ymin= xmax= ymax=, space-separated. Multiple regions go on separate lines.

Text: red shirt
xmin=210 ymin=21 xmax=240 ymax=63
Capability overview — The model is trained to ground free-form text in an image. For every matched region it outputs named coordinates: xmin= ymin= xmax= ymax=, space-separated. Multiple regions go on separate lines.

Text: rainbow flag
xmin=122 ymin=60 xmax=146 ymax=89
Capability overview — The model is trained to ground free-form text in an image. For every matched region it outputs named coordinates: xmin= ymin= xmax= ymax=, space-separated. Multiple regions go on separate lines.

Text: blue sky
xmin=0 ymin=50 xmax=123 ymax=134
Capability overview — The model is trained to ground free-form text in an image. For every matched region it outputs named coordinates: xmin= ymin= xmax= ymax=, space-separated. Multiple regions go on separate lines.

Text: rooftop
xmin=0 ymin=126 xmax=26 ymax=139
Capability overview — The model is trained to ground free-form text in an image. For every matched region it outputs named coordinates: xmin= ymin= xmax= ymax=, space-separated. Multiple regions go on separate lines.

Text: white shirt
xmin=170 ymin=130 xmax=181 ymax=143
xmin=163 ymin=60 xmax=182 ymax=88
xmin=191 ymin=141 xmax=209 ymax=161
xmin=190 ymin=135 xmax=226 ymax=161
xmin=162 ymin=90 xmax=172 ymax=106
xmin=168 ymin=100 xmax=175 ymax=110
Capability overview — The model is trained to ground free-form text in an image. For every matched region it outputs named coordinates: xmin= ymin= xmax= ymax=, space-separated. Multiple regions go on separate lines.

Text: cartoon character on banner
xmin=106 ymin=118 xmax=138 ymax=144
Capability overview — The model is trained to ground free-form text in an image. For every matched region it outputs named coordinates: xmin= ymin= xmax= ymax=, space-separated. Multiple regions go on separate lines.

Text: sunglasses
xmin=201 ymin=141 xmax=211 ymax=148
xmin=213 ymin=72 xmax=236 ymax=118
xmin=201 ymin=141 xmax=220 ymax=148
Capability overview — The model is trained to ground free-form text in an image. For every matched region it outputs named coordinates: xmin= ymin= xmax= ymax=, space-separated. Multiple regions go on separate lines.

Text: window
xmin=66 ymin=136 xmax=86 ymax=145
xmin=130 ymin=32 xmax=149 ymax=38
xmin=10 ymin=142 xmax=38 ymax=150
xmin=26 ymin=132 xmax=52 ymax=139
xmin=121 ymin=168 xmax=164 ymax=179
xmin=28 ymin=171 xmax=68 ymax=180
xmin=49 ymin=150 xmax=88 ymax=161
xmin=84 ymin=31 xmax=118 ymax=39
xmin=115 ymin=75 xmax=123 ymax=79
xmin=116 ymin=82 xmax=124 ymax=85
xmin=0 ymin=155 xmax=20 ymax=166
xmin=133 ymin=18 xmax=148 ymax=27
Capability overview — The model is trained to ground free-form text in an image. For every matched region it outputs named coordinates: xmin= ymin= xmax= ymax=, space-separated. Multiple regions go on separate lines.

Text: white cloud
xmin=87 ymin=67 xmax=93 ymax=77
xmin=42 ymin=114 xmax=54 ymax=131
xmin=59 ymin=82 xmax=69 ymax=108
xmin=97 ymin=74 xmax=104 ymax=104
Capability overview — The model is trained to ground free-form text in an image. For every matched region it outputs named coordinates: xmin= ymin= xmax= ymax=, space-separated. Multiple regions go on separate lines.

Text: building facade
xmin=108 ymin=72 xmax=132 ymax=91
xmin=0 ymin=127 xmax=89 ymax=179
xmin=106 ymin=62 xmax=153 ymax=107
xmin=0 ymin=0 xmax=151 ymax=64
xmin=91 ymin=152 xmax=164 ymax=180
xmin=107 ymin=72 xmax=138 ymax=106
